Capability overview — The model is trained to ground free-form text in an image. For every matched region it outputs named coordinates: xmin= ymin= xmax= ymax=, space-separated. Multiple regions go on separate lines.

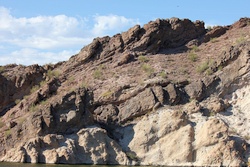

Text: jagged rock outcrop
xmin=74 ymin=17 xmax=206 ymax=64
xmin=0 ymin=17 xmax=250 ymax=166
xmin=0 ymin=64 xmax=45 ymax=114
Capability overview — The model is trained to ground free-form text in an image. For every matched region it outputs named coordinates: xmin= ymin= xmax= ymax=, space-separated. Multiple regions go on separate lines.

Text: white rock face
xmin=1 ymin=126 xmax=129 ymax=165
xmin=118 ymin=107 xmax=245 ymax=166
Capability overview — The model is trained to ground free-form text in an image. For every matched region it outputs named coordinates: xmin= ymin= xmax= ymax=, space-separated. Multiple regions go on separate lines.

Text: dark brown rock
xmin=165 ymin=83 xmax=180 ymax=105
xmin=94 ymin=104 xmax=119 ymax=128
xmin=118 ymin=88 xmax=156 ymax=123
xmin=203 ymin=26 xmax=229 ymax=42
xmin=185 ymin=80 xmax=205 ymax=101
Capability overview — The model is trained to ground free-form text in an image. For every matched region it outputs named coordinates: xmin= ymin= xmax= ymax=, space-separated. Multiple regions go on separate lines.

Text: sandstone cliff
xmin=0 ymin=17 xmax=249 ymax=166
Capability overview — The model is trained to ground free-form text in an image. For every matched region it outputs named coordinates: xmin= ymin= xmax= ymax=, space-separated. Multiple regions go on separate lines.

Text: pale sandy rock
xmin=1 ymin=126 xmax=129 ymax=165
xmin=119 ymin=109 xmax=193 ymax=166
xmin=195 ymin=118 xmax=228 ymax=148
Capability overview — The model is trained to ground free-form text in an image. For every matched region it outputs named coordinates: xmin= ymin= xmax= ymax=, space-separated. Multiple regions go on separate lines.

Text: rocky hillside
xmin=0 ymin=17 xmax=249 ymax=166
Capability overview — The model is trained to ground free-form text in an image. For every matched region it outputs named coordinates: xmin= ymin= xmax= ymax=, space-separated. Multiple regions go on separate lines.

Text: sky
xmin=0 ymin=0 xmax=249 ymax=66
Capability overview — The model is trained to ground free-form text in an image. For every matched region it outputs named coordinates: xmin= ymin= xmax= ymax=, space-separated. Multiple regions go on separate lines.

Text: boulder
xmin=118 ymin=88 xmax=157 ymax=123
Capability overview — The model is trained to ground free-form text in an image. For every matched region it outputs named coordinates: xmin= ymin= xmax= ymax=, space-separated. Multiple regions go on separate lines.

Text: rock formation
xmin=0 ymin=17 xmax=249 ymax=166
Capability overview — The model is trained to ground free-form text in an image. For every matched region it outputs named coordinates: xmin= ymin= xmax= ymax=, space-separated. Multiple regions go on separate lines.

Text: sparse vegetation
xmin=141 ymin=63 xmax=154 ymax=76
xmin=23 ymin=95 xmax=29 ymax=100
xmin=209 ymin=111 xmax=216 ymax=117
xmin=191 ymin=45 xmax=200 ymax=52
xmin=218 ymin=65 xmax=223 ymax=71
xmin=5 ymin=129 xmax=11 ymax=138
xmin=196 ymin=60 xmax=209 ymax=73
xmin=68 ymin=76 xmax=76 ymax=85
xmin=210 ymin=37 xmax=219 ymax=43
xmin=19 ymin=117 xmax=26 ymax=125
xmin=29 ymin=103 xmax=38 ymax=112
xmin=93 ymin=68 xmax=103 ymax=79
xmin=47 ymin=69 xmax=61 ymax=79
xmin=100 ymin=90 xmax=113 ymax=98
xmin=40 ymin=99 xmax=49 ymax=106
xmin=180 ymin=68 xmax=189 ymax=75
xmin=159 ymin=71 xmax=167 ymax=78
xmin=39 ymin=80 xmax=47 ymax=87
xmin=188 ymin=52 xmax=198 ymax=62
xmin=196 ymin=59 xmax=215 ymax=75
xmin=15 ymin=99 xmax=21 ymax=105
xmin=126 ymin=151 xmax=140 ymax=161
xmin=206 ymin=68 xmax=213 ymax=75
xmin=0 ymin=66 xmax=5 ymax=73
xmin=0 ymin=120 xmax=4 ymax=128
xmin=236 ymin=36 xmax=246 ymax=44
xmin=30 ymin=85 xmax=40 ymax=94
xmin=138 ymin=55 xmax=149 ymax=63
xmin=80 ymin=81 xmax=88 ymax=88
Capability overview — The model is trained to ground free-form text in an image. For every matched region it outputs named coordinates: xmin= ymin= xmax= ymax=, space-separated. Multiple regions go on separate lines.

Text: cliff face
xmin=0 ymin=17 xmax=249 ymax=166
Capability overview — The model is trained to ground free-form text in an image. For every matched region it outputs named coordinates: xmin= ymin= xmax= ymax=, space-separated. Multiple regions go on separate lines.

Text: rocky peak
xmin=73 ymin=18 xmax=206 ymax=64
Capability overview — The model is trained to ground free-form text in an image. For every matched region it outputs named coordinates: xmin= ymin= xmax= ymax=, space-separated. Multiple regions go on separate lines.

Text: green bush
xmin=141 ymin=63 xmax=154 ymax=75
xmin=29 ymin=103 xmax=38 ymax=112
xmin=236 ymin=36 xmax=246 ymax=44
xmin=206 ymin=68 xmax=213 ymax=75
xmin=188 ymin=52 xmax=198 ymax=62
xmin=126 ymin=151 xmax=139 ymax=161
xmin=0 ymin=120 xmax=5 ymax=128
xmin=138 ymin=55 xmax=149 ymax=62
xmin=100 ymin=90 xmax=113 ymax=98
xmin=191 ymin=45 xmax=200 ymax=52
xmin=30 ymin=85 xmax=40 ymax=94
xmin=47 ymin=69 xmax=61 ymax=79
xmin=5 ymin=129 xmax=11 ymax=138
xmin=196 ymin=60 xmax=209 ymax=73
xmin=15 ymin=99 xmax=21 ymax=105
xmin=210 ymin=37 xmax=219 ymax=43
xmin=93 ymin=69 xmax=103 ymax=79
xmin=159 ymin=71 xmax=167 ymax=78
xmin=0 ymin=66 xmax=5 ymax=73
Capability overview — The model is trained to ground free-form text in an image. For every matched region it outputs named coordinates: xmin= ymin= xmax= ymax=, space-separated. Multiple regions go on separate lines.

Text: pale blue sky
xmin=0 ymin=0 xmax=249 ymax=65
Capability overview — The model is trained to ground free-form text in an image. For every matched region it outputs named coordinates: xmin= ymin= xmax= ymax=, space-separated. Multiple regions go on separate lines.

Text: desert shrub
xmin=141 ymin=63 xmax=154 ymax=75
xmin=138 ymin=55 xmax=149 ymax=62
xmin=80 ymin=81 xmax=88 ymax=88
xmin=218 ymin=65 xmax=223 ymax=71
xmin=15 ymin=99 xmax=21 ymax=104
xmin=100 ymin=90 xmax=113 ymax=98
xmin=126 ymin=151 xmax=139 ymax=161
xmin=93 ymin=69 xmax=103 ymax=79
xmin=5 ymin=129 xmax=11 ymax=138
xmin=236 ymin=36 xmax=246 ymax=44
xmin=0 ymin=66 xmax=5 ymax=73
xmin=23 ymin=95 xmax=29 ymax=100
xmin=30 ymin=85 xmax=40 ymax=94
xmin=0 ymin=120 xmax=4 ymax=128
xmin=47 ymin=69 xmax=61 ymax=79
xmin=196 ymin=60 xmax=209 ymax=73
xmin=40 ymin=99 xmax=49 ymax=106
xmin=206 ymin=68 xmax=213 ymax=75
xmin=210 ymin=37 xmax=219 ymax=43
xmin=188 ymin=52 xmax=198 ymax=62
xmin=159 ymin=71 xmax=167 ymax=78
xmin=39 ymin=80 xmax=47 ymax=87
xmin=191 ymin=45 xmax=200 ymax=52
xmin=29 ymin=103 xmax=38 ymax=112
